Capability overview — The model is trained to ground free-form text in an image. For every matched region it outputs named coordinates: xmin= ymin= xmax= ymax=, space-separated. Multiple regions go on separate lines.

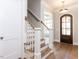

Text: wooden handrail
xmin=25 ymin=16 xmax=35 ymax=29
xmin=27 ymin=9 xmax=49 ymax=30
xmin=41 ymin=21 xmax=49 ymax=30
xmin=27 ymin=9 xmax=40 ymax=21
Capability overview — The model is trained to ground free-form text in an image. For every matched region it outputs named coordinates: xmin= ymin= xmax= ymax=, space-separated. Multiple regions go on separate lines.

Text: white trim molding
xmin=54 ymin=39 xmax=60 ymax=43
xmin=73 ymin=42 xmax=78 ymax=46
xmin=34 ymin=52 xmax=41 ymax=59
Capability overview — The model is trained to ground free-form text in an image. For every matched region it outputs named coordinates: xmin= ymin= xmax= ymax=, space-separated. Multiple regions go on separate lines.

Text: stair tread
xmin=46 ymin=53 xmax=54 ymax=59
xmin=41 ymin=45 xmax=48 ymax=51
xmin=31 ymin=56 xmax=34 ymax=59
xmin=41 ymin=48 xmax=51 ymax=57
xmin=41 ymin=39 xmax=44 ymax=41
xmin=41 ymin=40 xmax=45 ymax=44
xmin=41 ymin=42 xmax=46 ymax=48
xmin=26 ymin=48 xmax=34 ymax=53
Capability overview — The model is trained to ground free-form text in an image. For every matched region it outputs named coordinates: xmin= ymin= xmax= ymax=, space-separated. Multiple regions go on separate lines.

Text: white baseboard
xmin=4 ymin=52 xmax=17 ymax=59
xmin=34 ymin=52 xmax=41 ymax=59
xmin=54 ymin=39 xmax=60 ymax=43
xmin=54 ymin=39 xmax=78 ymax=46
xmin=34 ymin=52 xmax=41 ymax=56
xmin=73 ymin=42 xmax=78 ymax=46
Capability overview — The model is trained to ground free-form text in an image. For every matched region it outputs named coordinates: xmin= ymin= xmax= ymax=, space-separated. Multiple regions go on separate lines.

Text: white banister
xmin=49 ymin=29 xmax=53 ymax=49
xmin=25 ymin=29 xmax=35 ymax=51
xmin=34 ymin=28 xmax=41 ymax=59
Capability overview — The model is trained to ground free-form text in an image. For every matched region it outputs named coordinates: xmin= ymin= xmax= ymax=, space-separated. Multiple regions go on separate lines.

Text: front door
xmin=60 ymin=14 xmax=73 ymax=44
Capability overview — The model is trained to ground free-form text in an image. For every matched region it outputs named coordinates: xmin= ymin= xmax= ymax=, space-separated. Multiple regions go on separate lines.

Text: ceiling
xmin=42 ymin=0 xmax=78 ymax=10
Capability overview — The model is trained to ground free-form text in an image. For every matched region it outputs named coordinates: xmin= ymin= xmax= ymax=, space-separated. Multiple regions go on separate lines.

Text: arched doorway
xmin=60 ymin=14 xmax=73 ymax=44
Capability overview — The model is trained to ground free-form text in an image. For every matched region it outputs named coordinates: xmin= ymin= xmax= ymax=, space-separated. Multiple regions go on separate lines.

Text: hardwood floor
xmin=46 ymin=42 xmax=78 ymax=59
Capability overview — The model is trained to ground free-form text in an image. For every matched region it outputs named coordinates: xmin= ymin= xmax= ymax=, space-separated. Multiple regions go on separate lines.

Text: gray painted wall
xmin=27 ymin=12 xmax=41 ymax=28
xmin=28 ymin=0 xmax=41 ymax=20
xmin=27 ymin=0 xmax=42 ymax=28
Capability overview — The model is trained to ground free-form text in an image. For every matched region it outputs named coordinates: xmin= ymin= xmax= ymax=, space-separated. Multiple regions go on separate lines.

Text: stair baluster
xmin=34 ymin=28 xmax=41 ymax=59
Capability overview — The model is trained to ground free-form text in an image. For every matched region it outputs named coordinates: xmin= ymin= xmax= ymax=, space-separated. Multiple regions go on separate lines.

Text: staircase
xmin=24 ymin=10 xmax=53 ymax=59
xmin=40 ymin=39 xmax=53 ymax=59
xmin=24 ymin=19 xmax=35 ymax=59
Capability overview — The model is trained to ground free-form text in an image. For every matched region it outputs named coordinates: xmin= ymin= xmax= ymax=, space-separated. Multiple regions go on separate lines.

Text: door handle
xmin=0 ymin=37 xmax=4 ymax=40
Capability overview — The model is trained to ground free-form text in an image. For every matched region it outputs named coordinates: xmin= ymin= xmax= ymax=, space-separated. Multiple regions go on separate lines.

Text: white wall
xmin=54 ymin=4 xmax=78 ymax=45
xmin=28 ymin=0 xmax=41 ymax=20
xmin=41 ymin=1 xmax=54 ymax=43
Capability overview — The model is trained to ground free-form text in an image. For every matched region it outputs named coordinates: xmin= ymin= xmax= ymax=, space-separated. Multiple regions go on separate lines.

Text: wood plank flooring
xmin=46 ymin=42 xmax=78 ymax=59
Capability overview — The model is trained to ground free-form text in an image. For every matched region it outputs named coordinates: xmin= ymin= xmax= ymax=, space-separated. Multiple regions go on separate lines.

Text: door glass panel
xmin=66 ymin=16 xmax=70 ymax=22
xmin=62 ymin=29 xmax=66 ymax=35
xmin=61 ymin=15 xmax=71 ymax=35
xmin=62 ymin=23 xmax=65 ymax=28
xmin=66 ymin=29 xmax=71 ymax=35
xmin=62 ymin=17 xmax=65 ymax=22
xmin=66 ymin=23 xmax=71 ymax=28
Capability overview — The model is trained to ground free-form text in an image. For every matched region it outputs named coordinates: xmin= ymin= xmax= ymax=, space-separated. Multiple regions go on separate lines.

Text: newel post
xmin=49 ymin=29 xmax=53 ymax=49
xmin=34 ymin=28 xmax=41 ymax=59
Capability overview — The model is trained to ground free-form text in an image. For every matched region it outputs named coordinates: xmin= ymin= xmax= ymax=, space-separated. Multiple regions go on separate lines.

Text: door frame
xmin=60 ymin=14 xmax=73 ymax=44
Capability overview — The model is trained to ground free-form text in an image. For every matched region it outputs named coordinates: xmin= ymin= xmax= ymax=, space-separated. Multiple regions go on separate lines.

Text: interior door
xmin=60 ymin=14 xmax=73 ymax=44
xmin=0 ymin=0 xmax=22 ymax=59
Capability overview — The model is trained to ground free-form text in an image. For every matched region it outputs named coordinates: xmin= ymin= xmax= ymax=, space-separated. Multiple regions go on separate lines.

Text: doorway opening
xmin=60 ymin=14 xmax=73 ymax=44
